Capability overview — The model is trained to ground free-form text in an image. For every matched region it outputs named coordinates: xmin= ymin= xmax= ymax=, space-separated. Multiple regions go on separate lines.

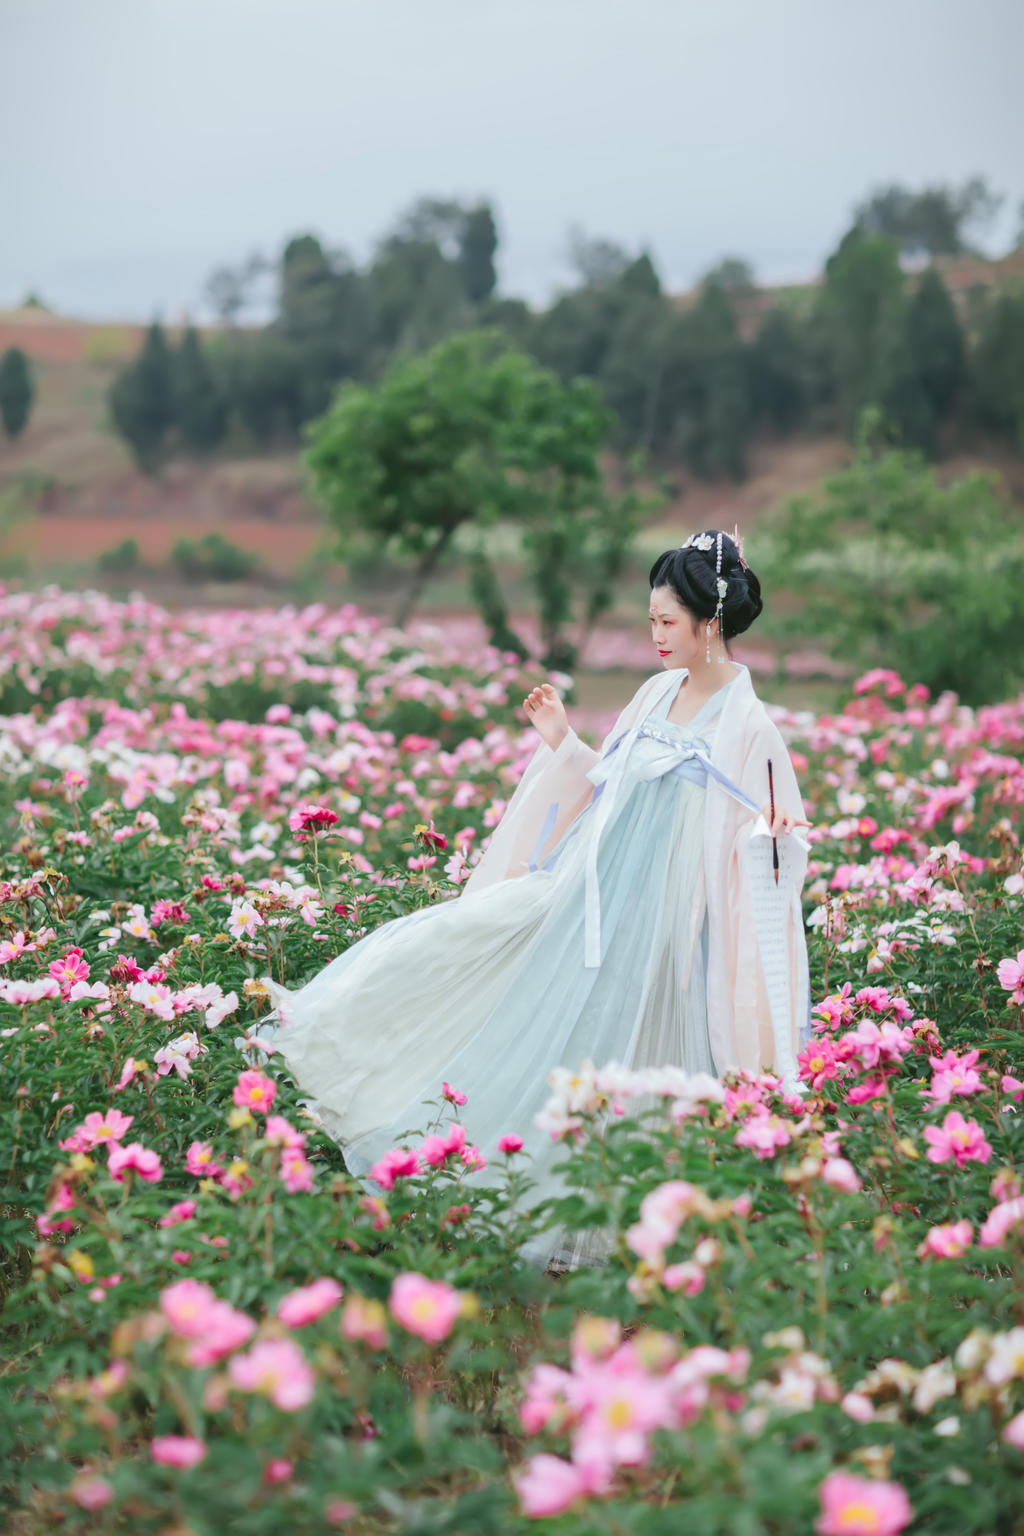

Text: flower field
xmin=1 ymin=585 xmax=1023 ymax=1535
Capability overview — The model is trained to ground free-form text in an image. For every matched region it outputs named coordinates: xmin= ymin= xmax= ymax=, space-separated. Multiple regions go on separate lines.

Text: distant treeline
xmin=109 ymin=179 xmax=1024 ymax=477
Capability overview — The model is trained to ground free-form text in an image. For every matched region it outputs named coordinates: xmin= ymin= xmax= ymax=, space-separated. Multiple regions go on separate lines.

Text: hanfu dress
xmin=258 ymin=664 xmax=811 ymax=1268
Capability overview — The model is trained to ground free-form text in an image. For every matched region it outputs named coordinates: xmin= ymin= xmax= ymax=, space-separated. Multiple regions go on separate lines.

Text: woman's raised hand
xmin=523 ymin=683 xmax=569 ymax=751
xmin=760 ymin=802 xmax=813 ymax=837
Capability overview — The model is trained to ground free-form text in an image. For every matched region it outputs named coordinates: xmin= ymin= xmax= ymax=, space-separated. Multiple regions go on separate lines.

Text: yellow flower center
xmin=837 ymin=1507 xmax=880 ymax=1531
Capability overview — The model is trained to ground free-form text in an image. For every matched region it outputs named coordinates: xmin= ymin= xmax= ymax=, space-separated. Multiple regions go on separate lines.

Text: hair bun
xmin=648 ymin=529 xmax=763 ymax=640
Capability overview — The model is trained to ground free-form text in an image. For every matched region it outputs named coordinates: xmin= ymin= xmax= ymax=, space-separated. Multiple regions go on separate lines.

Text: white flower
xmin=985 ymin=1327 xmax=1024 ymax=1386
xmin=717 ymin=578 xmax=728 ymax=600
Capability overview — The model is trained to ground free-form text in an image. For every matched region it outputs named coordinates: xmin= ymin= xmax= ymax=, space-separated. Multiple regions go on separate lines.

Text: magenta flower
xmin=498 ymin=1134 xmax=524 ymax=1155
xmin=276 ymin=1277 xmax=343 ymax=1328
xmin=48 ymin=946 xmax=90 ymax=996
xmin=228 ymin=1337 xmax=316 ymax=1411
xmin=157 ymin=1199 xmax=197 ymax=1229
xmin=288 ymin=803 xmax=339 ymax=841
xmin=917 ymin=1219 xmax=973 ymax=1258
xmin=923 ymin=1110 xmax=993 ymax=1169
xmin=816 ymin=1470 xmax=912 ymax=1536
xmin=150 ymin=1435 xmax=207 ymax=1469
xmin=185 ymin=1140 xmax=223 ymax=1179
xmin=389 ymin=1272 xmax=464 ymax=1344
xmin=442 ymin=1081 xmax=467 ymax=1106
xmin=369 ymin=1146 xmax=421 ymax=1191
xmin=107 ymin=1141 xmax=163 ymax=1183
xmin=233 ymin=1069 xmax=277 ymax=1114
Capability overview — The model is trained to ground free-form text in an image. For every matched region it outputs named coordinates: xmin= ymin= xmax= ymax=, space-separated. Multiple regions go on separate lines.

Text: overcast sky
xmin=2 ymin=0 xmax=1021 ymax=319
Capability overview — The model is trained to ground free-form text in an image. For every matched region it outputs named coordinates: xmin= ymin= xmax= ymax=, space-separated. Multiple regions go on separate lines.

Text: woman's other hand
xmin=760 ymin=803 xmax=813 ymax=837
xmin=523 ymin=684 xmax=569 ymax=751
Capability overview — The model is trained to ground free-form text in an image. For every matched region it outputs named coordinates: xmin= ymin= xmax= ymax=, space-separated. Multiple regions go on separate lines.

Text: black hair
xmin=648 ymin=530 xmax=763 ymax=641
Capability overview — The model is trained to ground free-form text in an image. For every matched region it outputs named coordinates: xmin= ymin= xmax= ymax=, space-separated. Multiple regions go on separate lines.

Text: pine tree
xmin=174 ymin=327 xmax=225 ymax=453
xmin=905 ymin=269 xmax=965 ymax=425
xmin=0 ymin=347 xmax=35 ymax=439
xmin=458 ymin=204 xmax=498 ymax=303
xmin=109 ymin=322 xmax=174 ymax=473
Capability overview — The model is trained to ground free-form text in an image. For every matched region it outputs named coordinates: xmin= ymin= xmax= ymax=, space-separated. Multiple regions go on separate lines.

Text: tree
xmin=879 ymin=269 xmax=965 ymax=452
xmin=970 ymin=292 xmax=1024 ymax=453
xmin=305 ymin=330 xmax=528 ymax=626
xmin=750 ymin=309 xmax=810 ymax=435
xmin=0 ymin=348 xmax=35 ymax=439
xmin=174 ymin=328 xmax=226 ymax=453
xmin=852 ymin=176 xmax=1003 ymax=257
xmin=701 ymin=256 xmax=755 ymax=294
xmin=458 ymin=204 xmax=499 ymax=302
xmin=820 ymin=233 xmax=905 ymax=434
xmin=753 ymin=410 xmax=1024 ymax=704
xmin=304 ymin=329 xmax=647 ymax=661
xmin=108 ymin=322 xmax=175 ymax=473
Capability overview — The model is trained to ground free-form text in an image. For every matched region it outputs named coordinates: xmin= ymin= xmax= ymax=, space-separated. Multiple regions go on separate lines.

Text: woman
xmin=258 ymin=530 xmax=811 ymax=1267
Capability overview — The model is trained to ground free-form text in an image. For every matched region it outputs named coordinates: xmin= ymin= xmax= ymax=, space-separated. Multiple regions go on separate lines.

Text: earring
xmin=705 ymin=621 xmax=712 ymax=664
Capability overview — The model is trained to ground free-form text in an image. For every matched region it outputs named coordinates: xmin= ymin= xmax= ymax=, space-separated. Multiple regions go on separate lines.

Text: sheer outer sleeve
xmin=705 ymin=682 xmax=810 ymax=1087
xmin=461 ymin=673 xmax=670 ymax=895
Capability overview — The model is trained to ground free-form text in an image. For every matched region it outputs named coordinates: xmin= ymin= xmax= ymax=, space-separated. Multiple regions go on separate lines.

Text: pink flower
xmin=1003 ymin=1409 xmax=1024 ymax=1450
xmin=60 ymin=1107 xmax=134 ymax=1152
xmin=979 ymin=1196 xmax=1024 ymax=1249
xmin=925 ymin=1049 xmax=984 ymax=1103
xmin=280 ymin=1147 xmax=315 ymax=1193
xmin=228 ymin=1337 xmax=316 ymax=1410
xmin=460 ymin=1144 xmax=486 ymax=1172
xmin=264 ymin=1114 xmax=306 ymax=1149
xmin=822 ymin=1157 xmax=862 ymax=1194
xmin=735 ymin=1112 xmax=792 ymax=1159
xmin=369 ymin=1146 xmax=421 ymax=1191
xmin=341 ymin=1294 xmax=389 ymax=1349
xmin=49 ymin=947 xmax=90 ymax=996
xmin=515 ymin=1453 xmax=589 ymax=1518
xmin=389 ymin=1272 xmax=463 ymax=1344
xmin=159 ymin=1279 xmax=256 ymax=1364
xmin=264 ymin=1458 xmax=293 ymax=1485
xmin=185 ymin=1140 xmax=222 ymax=1179
xmin=1001 ymin=1074 xmax=1024 ymax=1101
xmin=996 ymin=949 xmax=1024 ymax=1003
xmin=498 ymin=1134 xmax=524 ymax=1154
xmin=69 ymin=1472 xmax=114 ymax=1510
xmin=917 ymin=1219 xmax=973 ymax=1259
xmin=158 ymin=1200 xmax=197 ymax=1228
xmin=233 ymin=1070 xmax=276 ymax=1114
xmin=150 ymin=1435 xmax=207 ymax=1469
xmin=663 ymin=1261 xmax=706 ymax=1296
xmin=816 ymin=1470 xmax=912 ymax=1536
xmin=276 ymin=1277 xmax=343 ymax=1328
xmin=288 ymin=803 xmax=339 ymax=841
xmin=923 ymin=1110 xmax=993 ymax=1169
xmin=107 ymin=1141 xmax=163 ymax=1183
xmin=442 ymin=1082 xmax=467 ymax=1106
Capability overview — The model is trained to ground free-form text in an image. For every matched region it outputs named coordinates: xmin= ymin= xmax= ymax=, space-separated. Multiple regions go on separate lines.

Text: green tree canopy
xmin=752 ymin=411 xmax=1024 ymax=704
xmin=0 ymin=348 xmax=35 ymax=439
xmin=304 ymin=329 xmax=648 ymax=660
xmin=108 ymin=322 xmax=175 ymax=473
xmin=852 ymin=175 xmax=1003 ymax=257
xmin=174 ymin=328 xmax=226 ymax=453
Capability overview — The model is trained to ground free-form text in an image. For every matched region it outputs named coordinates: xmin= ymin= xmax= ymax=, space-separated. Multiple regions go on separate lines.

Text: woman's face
xmin=649 ymin=583 xmax=702 ymax=670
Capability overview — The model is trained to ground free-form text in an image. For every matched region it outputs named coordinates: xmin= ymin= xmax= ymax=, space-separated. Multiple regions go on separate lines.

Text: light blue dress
xmin=261 ymin=678 xmax=741 ymax=1268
